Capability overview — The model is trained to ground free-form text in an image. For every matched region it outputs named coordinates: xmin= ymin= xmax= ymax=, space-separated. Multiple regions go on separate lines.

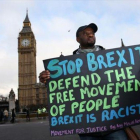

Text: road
xmin=0 ymin=120 xmax=80 ymax=140
xmin=0 ymin=119 xmax=140 ymax=140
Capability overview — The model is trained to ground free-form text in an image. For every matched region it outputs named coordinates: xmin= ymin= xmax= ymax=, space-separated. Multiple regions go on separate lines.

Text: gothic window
xmin=36 ymin=94 xmax=39 ymax=98
xmin=43 ymin=93 xmax=45 ymax=98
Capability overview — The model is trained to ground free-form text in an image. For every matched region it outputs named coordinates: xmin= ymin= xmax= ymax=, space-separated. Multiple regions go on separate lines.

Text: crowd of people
xmin=0 ymin=108 xmax=9 ymax=123
xmin=24 ymin=106 xmax=47 ymax=121
xmin=25 ymin=107 xmax=47 ymax=121
xmin=0 ymin=107 xmax=47 ymax=124
xmin=37 ymin=107 xmax=47 ymax=119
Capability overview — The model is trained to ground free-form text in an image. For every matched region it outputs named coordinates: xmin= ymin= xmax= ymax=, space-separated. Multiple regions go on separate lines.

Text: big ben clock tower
xmin=18 ymin=11 xmax=37 ymax=108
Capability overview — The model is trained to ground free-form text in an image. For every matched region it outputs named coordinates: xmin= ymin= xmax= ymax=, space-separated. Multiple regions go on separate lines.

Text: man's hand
xmin=39 ymin=70 xmax=50 ymax=83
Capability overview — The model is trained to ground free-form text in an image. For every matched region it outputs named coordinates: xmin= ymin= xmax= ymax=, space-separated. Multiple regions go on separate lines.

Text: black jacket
xmin=73 ymin=45 xmax=105 ymax=55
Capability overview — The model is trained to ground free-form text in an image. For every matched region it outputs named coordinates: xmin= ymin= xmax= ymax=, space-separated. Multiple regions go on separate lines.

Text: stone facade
xmin=18 ymin=12 xmax=47 ymax=109
xmin=35 ymin=83 xmax=47 ymax=105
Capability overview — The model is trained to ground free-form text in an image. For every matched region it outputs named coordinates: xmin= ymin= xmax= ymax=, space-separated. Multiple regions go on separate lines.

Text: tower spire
xmin=20 ymin=10 xmax=32 ymax=33
xmin=26 ymin=8 xmax=28 ymax=15
xmin=24 ymin=9 xmax=30 ymax=23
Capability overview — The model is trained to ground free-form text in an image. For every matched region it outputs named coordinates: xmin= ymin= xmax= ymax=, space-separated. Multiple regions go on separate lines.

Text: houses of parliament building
xmin=18 ymin=12 xmax=47 ymax=109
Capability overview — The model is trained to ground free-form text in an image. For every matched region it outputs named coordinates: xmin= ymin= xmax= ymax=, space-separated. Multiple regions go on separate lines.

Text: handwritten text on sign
xmin=43 ymin=45 xmax=140 ymax=136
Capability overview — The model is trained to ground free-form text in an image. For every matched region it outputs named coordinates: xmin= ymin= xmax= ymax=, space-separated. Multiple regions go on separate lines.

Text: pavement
xmin=0 ymin=116 xmax=49 ymax=124
xmin=0 ymin=116 xmax=140 ymax=140
xmin=0 ymin=117 xmax=80 ymax=140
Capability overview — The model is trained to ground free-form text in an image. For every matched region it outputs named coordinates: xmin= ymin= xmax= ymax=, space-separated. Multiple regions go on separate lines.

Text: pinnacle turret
xmin=23 ymin=11 xmax=30 ymax=23
xmin=20 ymin=10 xmax=32 ymax=33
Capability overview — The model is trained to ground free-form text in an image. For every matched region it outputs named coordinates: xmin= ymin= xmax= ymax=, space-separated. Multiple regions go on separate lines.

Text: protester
xmin=39 ymin=23 xmax=128 ymax=140
xmin=42 ymin=107 xmax=46 ymax=113
xmin=42 ymin=107 xmax=46 ymax=119
xmin=26 ymin=108 xmax=30 ymax=121
xmin=3 ymin=108 xmax=8 ymax=122
xmin=0 ymin=109 xmax=3 ymax=123
xmin=11 ymin=109 xmax=15 ymax=123
xmin=37 ymin=108 xmax=41 ymax=119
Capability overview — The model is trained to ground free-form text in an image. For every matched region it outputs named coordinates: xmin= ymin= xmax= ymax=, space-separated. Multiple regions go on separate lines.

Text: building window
xmin=36 ymin=94 xmax=39 ymax=98
xmin=43 ymin=99 xmax=46 ymax=104
xmin=36 ymin=99 xmax=39 ymax=105
xmin=36 ymin=88 xmax=39 ymax=94
xmin=43 ymin=93 xmax=45 ymax=98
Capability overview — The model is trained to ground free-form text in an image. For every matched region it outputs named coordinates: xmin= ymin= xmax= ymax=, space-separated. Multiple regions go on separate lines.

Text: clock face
xmin=21 ymin=39 xmax=30 ymax=47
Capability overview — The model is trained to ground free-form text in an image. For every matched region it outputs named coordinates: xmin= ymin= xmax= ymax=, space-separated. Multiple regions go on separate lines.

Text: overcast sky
xmin=0 ymin=0 xmax=140 ymax=98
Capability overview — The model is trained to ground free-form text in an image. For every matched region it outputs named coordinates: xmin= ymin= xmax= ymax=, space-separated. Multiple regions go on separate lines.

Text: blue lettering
xmin=135 ymin=46 xmax=140 ymax=56
xmin=87 ymin=114 xmax=90 ymax=123
xmin=110 ymin=110 xmax=119 ymax=120
xmin=118 ymin=108 xmax=125 ymax=117
xmin=130 ymin=105 xmax=136 ymax=114
xmin=59 ymin=60 xmax=68 ymax=75
xmin=75 ymin=114 xmax=83 ymax=123
xmin=90 ymin=113 xmax=96 ymax=123
xmin=67 ymin=60 xmax=76 ymax=74
xmin=87 ymin=53 xmax=98 ymax=72
xmin=126 ymin=106 xmax=129 ymax=116
xmin=47 ymin=59 xmax=62 ymax=78
xmin=116 ymin=50 xmax=127 ymax=67
xmin=136 ymin=104 xmax=140 ymax=114
xmin=97 ymin=55 xmax=107 ymax=69
xmin=75 ymin=58 xmax=83 ymax=73
xmin=69 ymin=116 xmax=74 ymax=123
xmin=128 ymin=48 xmax=135 ymax=65
xmin=106 ymin=51 xmax=116 ymax=67
xmin=51 ymin=117 xmax=57 ymax=126
xmin=64 ymin=115 xmax=69 ymax=124
xmin=58 ymin=116 xmax=64 ymax=125
xmin=102 ymin=110 xmax=109 ymax=121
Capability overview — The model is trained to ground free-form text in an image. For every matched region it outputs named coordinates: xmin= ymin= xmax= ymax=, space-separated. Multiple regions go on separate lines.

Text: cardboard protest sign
xmin=43 ymin=45 xmax=140 ymax=136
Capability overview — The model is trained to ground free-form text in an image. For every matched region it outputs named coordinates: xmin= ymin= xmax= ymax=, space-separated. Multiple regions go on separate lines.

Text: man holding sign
xmin=39 ymin=23 xmax=128 ymax=140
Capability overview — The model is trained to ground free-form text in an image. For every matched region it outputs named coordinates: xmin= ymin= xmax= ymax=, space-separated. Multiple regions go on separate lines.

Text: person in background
xmin=37 ymin=107 xmax=41 ymax=119
xmin=3 ymin=108 xmax=8 ymax=122
xmin=39 ymin=23 xmax=128 ymax=140
xmin=42 ymin=107 xmax=46 ymax=119
xmin=11 ymin=109 xmax=15 ymax=123
xmin=26 ymin=108 xmax=30 ymax=121
xmin=0 ymin=109 xmax=3 ymax=123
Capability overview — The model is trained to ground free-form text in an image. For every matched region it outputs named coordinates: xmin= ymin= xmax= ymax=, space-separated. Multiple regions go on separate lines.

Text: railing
xmin=16 ymin=112 xmax=48 ymax=118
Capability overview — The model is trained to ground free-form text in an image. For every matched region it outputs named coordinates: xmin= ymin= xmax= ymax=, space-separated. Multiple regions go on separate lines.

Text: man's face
xmin=77 ymin=27 xmax=96 ymax=48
